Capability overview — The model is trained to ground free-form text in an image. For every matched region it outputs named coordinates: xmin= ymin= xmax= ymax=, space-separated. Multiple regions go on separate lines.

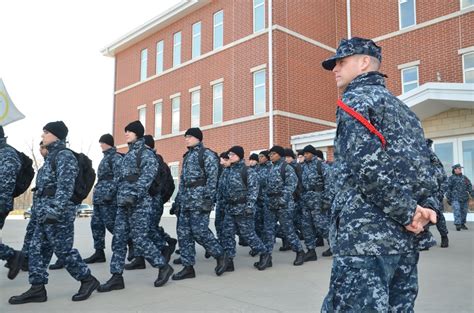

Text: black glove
xmin=123 ymin=195 xmax=137 ymax=209
xmin=41 ymin=212 xmax=60 ymax=224
xmin=170 ymin=202 xmax=179 ymax=216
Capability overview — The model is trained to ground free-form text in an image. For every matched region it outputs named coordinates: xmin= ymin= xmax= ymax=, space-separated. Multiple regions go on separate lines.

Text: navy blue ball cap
xmin=322 ymin=37 xmax=382 ymax=71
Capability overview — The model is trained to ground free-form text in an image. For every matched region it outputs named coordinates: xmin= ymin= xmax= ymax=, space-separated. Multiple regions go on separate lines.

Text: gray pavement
xmin=0 ymin=217 xmax=473 ymax=313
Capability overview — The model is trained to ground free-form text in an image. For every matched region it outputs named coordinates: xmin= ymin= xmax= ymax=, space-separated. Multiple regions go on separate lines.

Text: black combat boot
xmin=84 ymin=249 xmax=106 ymax=264
xmin=456 ymin=225 xmax=461 ymax=231
xmin=293 ymin=251 xmax=305 ymax=266
xmin=172 ymin=266 xmax=196 ymax=280
xmin=72 ymin=275 xmax=100 ymax=301
xmin=249 ymin=249 xmax=258 ymax=257
xmin=256 ymin=253 xmax=272 ymax=271
xmin=215 ymin=253 xmax=229 ymax=276
xmin=440 ymin=236 xmax=449 ymax=248
xmin=204 ymin=251 xmax=212 ymax=259
xmin=6 ymin=250 xmax=24 ymax=280
xmin=154 ymin=264 xmax=174 ymax=287
xmin=162 ymin=246 xmax=172 ymax=263
xmin=9 ymin=284 xmax=47 ymax=304
xmin=21 ymin=256 xmax=29 ymax=272
xmin=279 ymin=239 xmax=291 ymax=251
xmin=175 ymin=249 xmax=180 ymax=255
xmin=226 ymin=258 xmax=235 ymax=272
xmin=49 ymin=258 xmax=64 ymax=270
xmin=173 ymin=257 xmax=182 ymax=265
xmin=124 ymin=256 xmax=146 ymax=270
xmin=97 ymin=274 xmax=125 ymax=292
xmin=304 ymin=249 xmax=317 ymax=262
xmin=238 ymin=237 xmax=249 ymax=247
xmin=322 ymin=248 xmax=333 ymax=257
xmin=316 ymin=237 xmax=324 ymax=247
xmin=166 ymin=238 xmax=178 ymax=254
xmin=461 ymin=224 xmax=468 ymax=230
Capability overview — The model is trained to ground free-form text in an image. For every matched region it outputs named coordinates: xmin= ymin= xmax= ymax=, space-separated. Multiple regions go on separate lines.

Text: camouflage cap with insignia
xmin=322 ymin=37 xmax=382 ymax=71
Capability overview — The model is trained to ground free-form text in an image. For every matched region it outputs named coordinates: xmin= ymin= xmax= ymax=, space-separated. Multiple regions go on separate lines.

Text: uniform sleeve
xmin=53 ymin=150 xmax=79 ymax=209
xmin=136 ymin=150 xmax=158 ymax=198
xmin=445 ymin=176 xmax=454 ymax=201
xmin=0 ymin=149 xmax=20 ymax=211
xmin=246 ymin=168 xmax=259 ymax=208
xmin=466 ymin=177 xmax=474 ymax=198
xmin=340 ymin=98 xmax=417 ymax=226
xmin=203 ymin=150 xmax=219 ymax=200
xmin=283 ymin=164 xmax=297 ymax=198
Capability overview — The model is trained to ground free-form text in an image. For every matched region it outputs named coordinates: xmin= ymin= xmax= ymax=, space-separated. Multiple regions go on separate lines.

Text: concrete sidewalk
xmin=1 ymin=218 xmax=473 ymax=312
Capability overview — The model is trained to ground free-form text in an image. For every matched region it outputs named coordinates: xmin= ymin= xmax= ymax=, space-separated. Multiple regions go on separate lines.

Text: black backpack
xmin=8 ymin=145 xmax=35 ymax=198
xmin=51 ymin=149 xmax=96 ymax=205
xmin=137 ymin=147 xmax=175 ymax=201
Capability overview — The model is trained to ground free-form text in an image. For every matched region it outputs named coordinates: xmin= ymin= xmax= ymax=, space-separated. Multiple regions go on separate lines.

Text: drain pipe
xmin=268 ymin=0 xmax=274 ymax=147
xmin=347 ymin=0 xmax=351 ymax=38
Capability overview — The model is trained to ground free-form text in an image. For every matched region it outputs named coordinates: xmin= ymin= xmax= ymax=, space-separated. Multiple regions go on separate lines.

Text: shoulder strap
xmin=337 ymin=99 xmax=386 ymax=149
xmin=198 ymin=147 xmax=207 ymax=178
xmin=241 ymin=166 xmax=248 ymax=188
xmin=280 ymin=162 xmax=287 ymax=183
xmin=136 ymin=146 xmax=146 ymax=170
xmin=316 ymin=160 xmax=322 ymax=176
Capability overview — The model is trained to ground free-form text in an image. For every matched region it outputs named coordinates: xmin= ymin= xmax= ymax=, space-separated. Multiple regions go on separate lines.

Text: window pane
xmin=213 ymin=11 xmax=223 ymax=49
xmin=254 ymin=70 xmax=266 ymax=115
xmin=170 ymin=165 xmax=179 ymax=202
xmin=465 ymin=70 xmax=474 ymax=83
xmin=462 ymin=0 xmax=474 ymax=9
xmin=462 ymin=140 xmax=474 ymax=182
xmin=173 ymin=32 xmax=181 ymax=67
xmin=191 ymin=90 xmax=200 ymax=127
xmin=254 ymin=0 xmax=265 ymax=32
xmin=400 ymin=0 xmax=416 ymax=29
xmin=139 ymin=107 xmax=146 ymax=129
xmin=403 ymin=82 xmax=418 ymax=93
xmin=140 ymin=49 xmax=148 ymax=81
xmin=192 ymin=22 xmax=201 ymax=59
xmin=154 ymin=103 xmax=162 ymax=137
xmin=434 ymin=142 xmax=454 ymax=175
xmin=403 ymin=67 xmax=418 ymax=82
xmin=464 ymin=53 xmax=474 ymax=70
xmin=156 ymin=41 xmax=164 ymax=74
xmin=213 ymin=83 xmax=223 ymax=124
xmin=172 ymin=97 xmax=180 ymax=134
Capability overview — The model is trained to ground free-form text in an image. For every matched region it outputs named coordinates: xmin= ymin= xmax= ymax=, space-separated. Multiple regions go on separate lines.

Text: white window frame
xmin=462 ymin=52 xmax=474 ymax=83
xmin=171 ymin=96 xmax=180 ymax=134
xmin=253 ymin=0 xmax=265 ymax=33
xmin=433 ymin=135 xmax=474 ymax=178
xmin=138 ymin=106 xmax=146 ymax=129
xmin=191 ymin=90 xmax=200 ymax=127
xmin=213 ymin=10 xmax=224 ymax=50
xmin=140 ymin=48 xmax=148 ymax=81
xmin=173 ymin=31 xmax=182 ymax=67
xmin=398 ymin=0 xmax=416 ymax=30
xmin=168 ymin=162 xmax=180 ymax=203
xmin=461 ymin=0 xmax=474 ymax=10
xmin=253 ymin=69 xmax=266 ymax=115
xmin=192 ymin=21 xmax=201 ymax=59
xmin=154 ymin=101 xmax=162 ymax=138
xmin=156 ymin=40 xmax=164 ymax=74
xmin=401 ymin=66 xmax=419 ymax=94
xmin=212 ymin=82 xmax=223 ymax=124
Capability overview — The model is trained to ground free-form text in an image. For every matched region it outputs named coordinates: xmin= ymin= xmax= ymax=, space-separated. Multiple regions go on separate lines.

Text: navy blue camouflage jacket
xmin=331 ymin=71 xmax=439 ymax=256
xmin=93 ymin=147 xmax=122 ymax=205
xmin=446 ymin=173 xmax=473 ymax=203
xmin=0 ymin=138 xmax=21 ymax=213
xmin=222 ymin=160 xmax=259 ymax=215
xmin=265 ymin=159 xmax=297 ymax=209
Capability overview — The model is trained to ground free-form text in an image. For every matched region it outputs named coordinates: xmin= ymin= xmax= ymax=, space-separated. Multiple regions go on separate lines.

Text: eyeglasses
xmin=228 ymin=152 xmax=236 ymax=157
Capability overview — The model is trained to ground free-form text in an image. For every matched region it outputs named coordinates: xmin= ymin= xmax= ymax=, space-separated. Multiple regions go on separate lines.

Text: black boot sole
xmin=9 ymin=295 xmax=47 ymax=305
xmin=172 ymin=272 xmax=196 ymax=280
xmin=84 ymin=258 xmax=106 ymax=264
xmin=97 ymin=283 xmax=125 ymax=293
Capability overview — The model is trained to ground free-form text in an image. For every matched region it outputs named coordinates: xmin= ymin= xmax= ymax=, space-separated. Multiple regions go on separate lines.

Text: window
xmin=213 ymin=10 xmax=224 ymax=50
xmin=140 ymin=49 xmax=148 ymax=81
xmin=173 ymin=31 xmax=181 ymax=67
xmin=253 ymin=69 xmax=266 ymax=114
xmin=154 ymin=102 xmax=162 ymax=137
xmin=171 ymin=97 xmax=180 ymax=134
xmin=401 ymin=66 xmax=419 ymax=93
xmin=253 ymin=0 xmax=265 ymax=33
xmin=461 ymin=0 xmax=474 ymax=9
xmin=191 ymin=90 xmax=200 ymax=127
xmin=434 ymin=136 xmax=474 ymax=180
xmin=213 ymin=83 xmax=223 ymax=124
xmin=138 ymin=107 xmax=146 ymax=129
xmin=169 ymin=163 xmax=179 ymax=203
xmin=399 ymin=0 xmax=416 ymax=29
xmin=192 ymin=22 xmax=201 ymax=59
xmin=156 ymin=41 xmax=164 ymax=74
xmin=463 ymin=52 xmax=474 ymax=83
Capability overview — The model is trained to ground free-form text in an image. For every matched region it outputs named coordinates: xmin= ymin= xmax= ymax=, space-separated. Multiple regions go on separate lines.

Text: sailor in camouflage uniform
xmin=256 ymin=146 xmax=305 ymax=270
xmin=171 ymin=128 xmax=229 ymax=281
xmin=254 ymin=150 xmax=271 ymax=240
xmin=220 ymin=146 xmax=267 ymax=271
xmin=215 ymin=151 xmax=231 ymax=243
xmin=446 ymin=164 xmax=473 ymax=231
xmin=10 ymin=121 xmax=100 ymax=304
xmin=0 ymin=126 xmax=25 ymax=280
xmin=320 ymin=38 xmax=438 ymax=312
xmin=84 ymin=134 xmax=122 ymax=264
xmin=98 ymin=121 xmax=173 ymax=292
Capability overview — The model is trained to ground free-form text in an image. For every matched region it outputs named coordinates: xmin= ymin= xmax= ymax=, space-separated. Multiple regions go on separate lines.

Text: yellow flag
xmin=0 ymin=78 xmax=25 ymax=126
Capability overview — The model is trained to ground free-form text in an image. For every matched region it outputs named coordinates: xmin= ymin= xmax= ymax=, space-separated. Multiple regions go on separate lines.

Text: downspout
xmin=346 ymin=0 xmax=351 ymax=38
xmin=268 ymin=0 xmax=274 ymax=147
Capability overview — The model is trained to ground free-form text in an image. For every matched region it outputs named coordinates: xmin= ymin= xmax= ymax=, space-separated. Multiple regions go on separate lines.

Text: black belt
xmin=185 ymin=179 xmax=206 ymax=188
xmin=38 ymin=187 xmax=56 ymax=197
xmin=267 ymin=191 xmax=283 ymax=198
xmin=124 ymin=174 xmax=139 ymax=183
xmin=227 ymin=198 xmax=247 ymax=205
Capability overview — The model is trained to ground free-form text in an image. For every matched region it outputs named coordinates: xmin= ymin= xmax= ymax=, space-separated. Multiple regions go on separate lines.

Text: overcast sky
xmin=0 ymin=0 xmax=181 ymax=167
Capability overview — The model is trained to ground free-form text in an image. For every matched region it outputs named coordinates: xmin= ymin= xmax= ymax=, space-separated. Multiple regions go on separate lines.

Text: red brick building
xmin=103 ymin=0 xmax=474 ymax=182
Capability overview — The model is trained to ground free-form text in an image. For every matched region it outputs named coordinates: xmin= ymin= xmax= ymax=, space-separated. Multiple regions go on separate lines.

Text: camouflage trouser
xmin=302 ymin=207 xmax=329 ymax=249
xmin=177 ymin=210 xmax=224 ymax=267
xmin=221 ymin=213 xmax=266 ymax=258
xmin=110 ymin=205 xmax=166 ymax=274
xmin=452 ymin=201 xmax=469 ymax=226
xmin=149 ymin=198 xmax=166 ymax=251
xmin=21 ymin=215 xmax=37 ymax=256
xmin=263 ymin=204 xmax=304 ymax=253
xmin=29 ymin=221 xmax=91 ymax=285
xmin=321 ymin=252 xmax=419 ymax=313
xmin=90 ymin=204 xmax=116 ymax=250
xmin=254 ymin=201 xmax=265 ymax=239
xmin=214 ymin=204 xmax=225 ymax=243
xmin=293 ymin=201 xmax=304 ymax=236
